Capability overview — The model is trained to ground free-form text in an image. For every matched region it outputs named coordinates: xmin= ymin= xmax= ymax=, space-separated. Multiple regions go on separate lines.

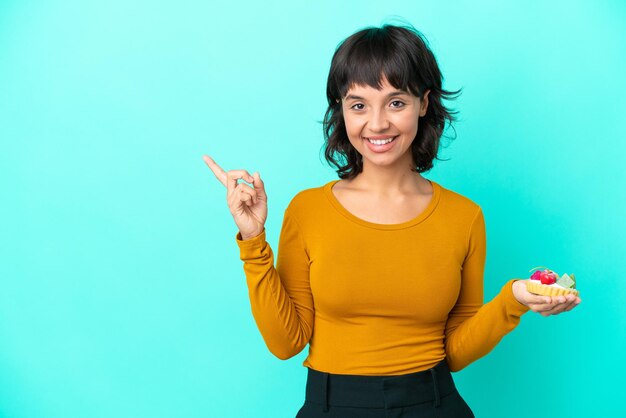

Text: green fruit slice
xmin=556 ymin=273 xmax=576 ymax=289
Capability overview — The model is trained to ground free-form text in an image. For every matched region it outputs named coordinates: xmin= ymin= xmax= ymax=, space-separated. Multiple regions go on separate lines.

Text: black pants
xmin=295 ymin=360 xmax=475 ymax=418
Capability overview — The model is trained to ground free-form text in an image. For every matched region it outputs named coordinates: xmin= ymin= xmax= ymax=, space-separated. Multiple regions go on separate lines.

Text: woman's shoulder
xmin=436 ymin=181 xmax=482 ymax=214
xmin=285 ymin=180 xmax=332 ymax=213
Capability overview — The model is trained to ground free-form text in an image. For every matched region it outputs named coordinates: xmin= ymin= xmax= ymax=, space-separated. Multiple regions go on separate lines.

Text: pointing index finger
xmin=203 ymin=155 xmax=227 ymax=186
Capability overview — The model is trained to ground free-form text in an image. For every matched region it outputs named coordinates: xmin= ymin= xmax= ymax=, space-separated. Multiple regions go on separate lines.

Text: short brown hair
xmin=322 ymin=23 xmax=462 ymax=178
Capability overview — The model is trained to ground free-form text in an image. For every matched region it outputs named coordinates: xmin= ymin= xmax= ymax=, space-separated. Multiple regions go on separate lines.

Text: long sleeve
xmin=443 ymin=207 xmax=530 ymax=372
xmin=235 ymin=207 xmax=314 ymax=360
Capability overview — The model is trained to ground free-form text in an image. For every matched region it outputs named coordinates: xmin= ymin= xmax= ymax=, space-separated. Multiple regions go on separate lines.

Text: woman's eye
xmin=349 ymin=102 xmax=404 ymax=110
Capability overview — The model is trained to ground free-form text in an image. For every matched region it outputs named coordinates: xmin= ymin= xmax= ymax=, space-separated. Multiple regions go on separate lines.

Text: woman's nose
xmin=369 ymin=109 xmax=390 ymax=131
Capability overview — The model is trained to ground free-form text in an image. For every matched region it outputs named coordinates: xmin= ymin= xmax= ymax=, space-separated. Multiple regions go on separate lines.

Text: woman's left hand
xmin=512 ymin=279 xmax=582 ymax=316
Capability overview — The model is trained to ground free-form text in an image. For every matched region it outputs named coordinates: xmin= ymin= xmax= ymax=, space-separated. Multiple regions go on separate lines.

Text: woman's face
xmin=341 ymin=76 xmax=429 ymax=170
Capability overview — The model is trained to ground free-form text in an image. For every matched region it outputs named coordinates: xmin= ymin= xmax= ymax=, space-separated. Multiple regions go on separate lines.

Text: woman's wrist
xmin=240 ymin=228 xmax=265 ymax=240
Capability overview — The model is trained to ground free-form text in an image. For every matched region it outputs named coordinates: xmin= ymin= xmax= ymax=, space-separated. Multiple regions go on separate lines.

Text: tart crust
xmin=526 ymin=280 xmax=580 ymax=297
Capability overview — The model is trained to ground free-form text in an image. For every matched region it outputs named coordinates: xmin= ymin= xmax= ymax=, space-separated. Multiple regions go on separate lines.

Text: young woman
xmin=204 ymin=23 xmax=581 ymax=418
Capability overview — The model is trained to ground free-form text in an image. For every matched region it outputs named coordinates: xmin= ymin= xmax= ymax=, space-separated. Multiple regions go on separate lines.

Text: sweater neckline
xmin=323 ymin=178 xmax=441 ymax=230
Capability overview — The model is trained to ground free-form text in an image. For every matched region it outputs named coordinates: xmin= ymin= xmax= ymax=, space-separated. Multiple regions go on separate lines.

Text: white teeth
xmin=367 ymin=137 xmax=395 ymax=145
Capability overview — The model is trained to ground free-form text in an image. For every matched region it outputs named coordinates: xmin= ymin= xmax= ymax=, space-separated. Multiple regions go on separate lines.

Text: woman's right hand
xmin=203 ymin=155 xmax=267 ymax=240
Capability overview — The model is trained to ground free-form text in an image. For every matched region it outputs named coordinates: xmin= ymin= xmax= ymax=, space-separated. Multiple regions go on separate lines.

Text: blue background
xmin=1 ymin=0 xmax=625 ymax=417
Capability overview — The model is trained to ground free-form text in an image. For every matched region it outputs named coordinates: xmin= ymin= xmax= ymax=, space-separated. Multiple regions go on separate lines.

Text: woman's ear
xmin=419 ymin=90 xmax=430 ymax=117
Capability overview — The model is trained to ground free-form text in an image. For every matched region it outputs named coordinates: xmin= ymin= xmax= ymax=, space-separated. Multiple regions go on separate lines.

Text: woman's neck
xmin=345 ymin=168 xmax=428 ymax=197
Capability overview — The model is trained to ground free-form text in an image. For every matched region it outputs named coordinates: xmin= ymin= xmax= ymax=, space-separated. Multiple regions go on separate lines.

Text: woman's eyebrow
xmin=345 ymin=90 xmax=409 ymax=101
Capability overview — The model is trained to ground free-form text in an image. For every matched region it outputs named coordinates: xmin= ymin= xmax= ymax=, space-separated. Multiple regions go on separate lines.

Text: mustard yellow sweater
xmin=235 ymin=179 xmax=530 ymax=375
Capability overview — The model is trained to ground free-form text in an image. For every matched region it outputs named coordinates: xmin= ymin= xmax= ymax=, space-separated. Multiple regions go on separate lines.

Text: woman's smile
xmin=363 ymin=135 xmax=399 ymax=152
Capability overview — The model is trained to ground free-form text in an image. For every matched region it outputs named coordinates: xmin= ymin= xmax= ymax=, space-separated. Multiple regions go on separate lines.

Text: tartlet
xmin=525 ymin=266 xmax=580 ymax=297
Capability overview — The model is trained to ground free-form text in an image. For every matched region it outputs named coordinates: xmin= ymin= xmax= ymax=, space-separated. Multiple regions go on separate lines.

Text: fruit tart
xmin=526 ymin=266 xmax=580 ymax=297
